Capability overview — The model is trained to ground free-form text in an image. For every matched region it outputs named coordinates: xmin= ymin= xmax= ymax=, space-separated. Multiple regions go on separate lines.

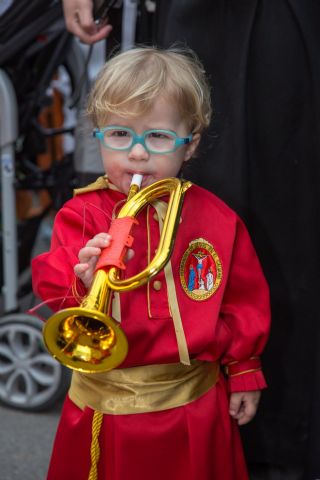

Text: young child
xmin=32 ymin=46 xmax=270 ymax=480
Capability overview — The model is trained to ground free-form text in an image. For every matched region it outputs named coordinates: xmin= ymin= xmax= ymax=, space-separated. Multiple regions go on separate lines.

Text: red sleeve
xmin=31 ymin=196 xmax=97 ymax=312
xmin=220 ymin=217 xmax=271 ymax=392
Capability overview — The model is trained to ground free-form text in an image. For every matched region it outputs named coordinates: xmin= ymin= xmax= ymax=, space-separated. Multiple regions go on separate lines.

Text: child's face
xmin=99 ymin=96 xmax=200 ymax=194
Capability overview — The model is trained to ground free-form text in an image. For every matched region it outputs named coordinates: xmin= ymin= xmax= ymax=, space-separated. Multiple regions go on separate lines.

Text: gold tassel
xmin=88 ymin=410 xmax=104 ymax=480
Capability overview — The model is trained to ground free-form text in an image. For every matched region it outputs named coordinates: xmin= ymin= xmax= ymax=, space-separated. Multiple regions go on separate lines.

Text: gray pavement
xmin=0 ymin=217 xmax=61 ymax=480
xmin=0 ymin=400 xmax=61 ymax=480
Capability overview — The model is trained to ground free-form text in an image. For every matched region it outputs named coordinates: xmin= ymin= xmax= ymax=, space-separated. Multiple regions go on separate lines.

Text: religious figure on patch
xmin=206 ymin=267 xmax=214 ymax=291
xmin=192 ymin=252 xmax=209 ymax=285
xmin=188 ymin=264 xmax=196 ymax=291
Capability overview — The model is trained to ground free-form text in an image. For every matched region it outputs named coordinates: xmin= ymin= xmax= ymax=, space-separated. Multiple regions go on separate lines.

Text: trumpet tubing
xmin=43 ymin=177 xmax=191 ymax=373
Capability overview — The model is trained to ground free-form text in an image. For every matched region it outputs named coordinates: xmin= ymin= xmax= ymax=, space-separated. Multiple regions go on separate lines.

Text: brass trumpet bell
xmin=43 ymin=177 xmax=191 ymax=373
xmin=43 ymin=307 xmax=128 ymax=373
xmin=43 ymin=268 xmax=129 ymax=373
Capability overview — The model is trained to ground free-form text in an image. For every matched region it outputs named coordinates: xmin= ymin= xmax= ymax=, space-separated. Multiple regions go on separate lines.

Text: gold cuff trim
xmin=226 ymin=356 xmax=259 ymax=366
xmin=228 ymin=368 xmax=262 ymax=378
xmin=69 ymin=360 xmax=219 ymax=415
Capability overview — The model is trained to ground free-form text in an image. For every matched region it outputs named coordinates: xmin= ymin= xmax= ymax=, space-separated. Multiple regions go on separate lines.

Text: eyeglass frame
xmin=93 ymin=126 xmax=193 ymax=154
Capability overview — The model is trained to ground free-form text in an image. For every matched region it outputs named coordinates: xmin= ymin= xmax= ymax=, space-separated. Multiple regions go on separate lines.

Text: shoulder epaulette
xmin=73 ymin=175 xmax=109 ymax=196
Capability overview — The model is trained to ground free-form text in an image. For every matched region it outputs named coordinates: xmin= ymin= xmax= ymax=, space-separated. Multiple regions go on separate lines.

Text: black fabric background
xmin=156 ymin=1 xmax=320 ymax=478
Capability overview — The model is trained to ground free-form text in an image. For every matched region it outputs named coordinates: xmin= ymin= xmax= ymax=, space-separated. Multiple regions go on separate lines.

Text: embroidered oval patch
xmin=179 ymin=238 xmax=222 ymax=301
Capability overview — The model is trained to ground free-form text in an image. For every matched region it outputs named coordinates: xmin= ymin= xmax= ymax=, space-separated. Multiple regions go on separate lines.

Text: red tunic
xmin=32 ymin=182 xmax=270 ymax=480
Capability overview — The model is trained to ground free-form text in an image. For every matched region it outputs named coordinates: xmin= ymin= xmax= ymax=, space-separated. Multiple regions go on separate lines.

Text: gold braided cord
xmin=88 ymin=410 xmax=104 ymax=480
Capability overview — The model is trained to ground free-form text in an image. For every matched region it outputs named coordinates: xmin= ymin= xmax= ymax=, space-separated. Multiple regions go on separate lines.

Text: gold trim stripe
xmin=227 ymin=368 xmax=262 ymax=378
xmin=152 ymin=200 xmax=191 ymax=365
xmin=146 ymin=205 xmax=152 ymax=318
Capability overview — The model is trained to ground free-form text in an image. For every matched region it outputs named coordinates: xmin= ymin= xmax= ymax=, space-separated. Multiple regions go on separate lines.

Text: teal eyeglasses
xmin=93 ymin=126 xmax=193 ymax=154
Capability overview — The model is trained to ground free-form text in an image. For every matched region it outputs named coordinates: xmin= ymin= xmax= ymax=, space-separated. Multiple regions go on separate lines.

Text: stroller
xmin=0 ymin=0 xmax=157 ymax=413
xmin=0 ymin=0 xmax=88 ymax=411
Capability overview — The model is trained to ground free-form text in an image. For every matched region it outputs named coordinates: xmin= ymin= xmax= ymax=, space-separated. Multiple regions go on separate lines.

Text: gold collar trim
xmin=73 ymin=175 xmax=121 ymax=196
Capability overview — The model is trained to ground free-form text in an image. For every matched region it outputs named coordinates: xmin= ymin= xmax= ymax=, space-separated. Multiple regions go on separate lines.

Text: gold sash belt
xmin=69 ymin=360 xmax=219 ymax=415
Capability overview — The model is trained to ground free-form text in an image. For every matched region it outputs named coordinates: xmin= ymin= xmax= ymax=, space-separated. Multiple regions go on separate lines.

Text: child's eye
xmin=149 ymin=131 xmax=172 ymax=140
xmin=110 ymin=129 xmax=130 ymax=137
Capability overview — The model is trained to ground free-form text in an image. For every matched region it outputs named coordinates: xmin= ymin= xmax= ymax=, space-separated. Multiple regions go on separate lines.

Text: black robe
xmin=156 ymin=1 xmax=320 ymax=478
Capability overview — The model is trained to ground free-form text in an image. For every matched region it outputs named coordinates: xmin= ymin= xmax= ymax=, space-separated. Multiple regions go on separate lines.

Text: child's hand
xmin=229 ymin=390 xmax=261 ymax=425
xmin=74 ymin=233 xmax=112 ymax=288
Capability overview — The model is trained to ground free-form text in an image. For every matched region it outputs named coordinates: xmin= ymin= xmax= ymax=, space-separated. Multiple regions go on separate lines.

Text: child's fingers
xmin=236 ymin=399 xmax=258 ymax=425
xmin=79 ymin=234 xmax=111 ymax=263
xmin=75 ymin=234 xmax=112 ymax=288
xmin=87 ymin=233 xmax=111 ymax=248
xmin=229 ymin=392 xmax=243 ymax=417
xmin=78 ymin=246 xmax=102 ymax=264
xmin=125 ymin=248 xmax=135 ymax=262
xmin=230 ymin=391 xmax=261 ymax=425
xmin=74 ymin=262 xmax=88 ymax=274
xmin=74 ymin=262 xmax=90 ymax=279
xmin=74 ymin=258 xmax=97 ymax=289
xmin=237 ymin=403 xmax=257 ymax=426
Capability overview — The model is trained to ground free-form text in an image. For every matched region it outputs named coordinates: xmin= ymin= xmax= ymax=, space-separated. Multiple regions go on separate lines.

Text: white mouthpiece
xmin=131 ymin=174 xmax=143 ymax=187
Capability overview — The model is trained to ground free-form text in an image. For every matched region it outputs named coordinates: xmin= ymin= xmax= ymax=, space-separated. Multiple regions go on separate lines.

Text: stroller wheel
xmin=0 ymin=312 xmax=70 ymax=412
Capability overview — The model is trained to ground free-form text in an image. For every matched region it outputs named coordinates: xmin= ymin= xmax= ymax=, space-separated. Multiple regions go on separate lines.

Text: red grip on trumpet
xmin=95 ymin=216 xmax=138 ymax=272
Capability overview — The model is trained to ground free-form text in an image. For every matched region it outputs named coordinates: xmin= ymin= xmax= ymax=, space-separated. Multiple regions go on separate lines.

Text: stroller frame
xmin=0 ymin=68 xmax=18 ymax=312
xmin=0 ymin=0 xmax=88 ymax=411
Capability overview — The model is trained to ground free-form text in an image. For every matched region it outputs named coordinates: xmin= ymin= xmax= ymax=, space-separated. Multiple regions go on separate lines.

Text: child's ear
xmin=184 ymin=133 xmax=201 ymax=162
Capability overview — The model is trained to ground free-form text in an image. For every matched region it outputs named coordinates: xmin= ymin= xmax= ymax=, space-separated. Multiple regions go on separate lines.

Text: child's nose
xmin=128 ymin=142 xmax=149 ymax=161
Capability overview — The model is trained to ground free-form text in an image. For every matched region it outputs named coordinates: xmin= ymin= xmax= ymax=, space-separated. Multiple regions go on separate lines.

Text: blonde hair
xmin=87 ymin=45 xmax=212 ymax=133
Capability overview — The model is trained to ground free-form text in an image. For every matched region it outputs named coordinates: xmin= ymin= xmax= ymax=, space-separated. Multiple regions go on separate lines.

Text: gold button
xmin=153 ymin=212 xmax=159 ymax=221
xmin=153 ymin=280 xmax=162 ymax=291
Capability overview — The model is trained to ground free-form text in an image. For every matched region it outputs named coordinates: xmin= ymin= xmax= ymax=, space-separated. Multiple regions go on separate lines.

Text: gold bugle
xmin=43 ymin=177 xmax=191 ymax=373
